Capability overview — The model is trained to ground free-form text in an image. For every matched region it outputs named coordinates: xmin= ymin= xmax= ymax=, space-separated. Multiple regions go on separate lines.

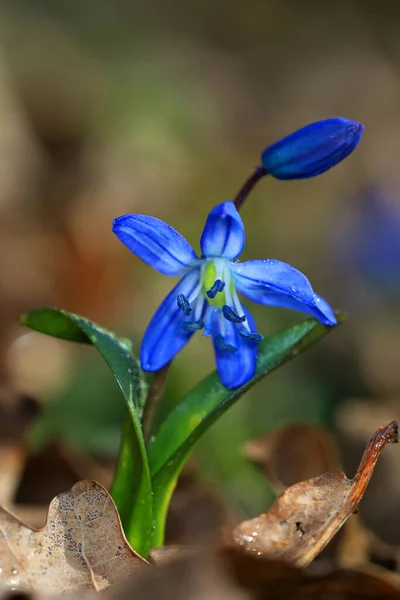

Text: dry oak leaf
xmin=233 ymin=421 xmax=398 ymax=568
xmin=0 ymin=480 xmax=147 ymax=594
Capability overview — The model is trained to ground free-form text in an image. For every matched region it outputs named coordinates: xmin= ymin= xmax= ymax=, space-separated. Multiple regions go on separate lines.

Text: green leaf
xmin=21 ymin=308 xmax=154 ymax=557
xmin=21 ymin=309 xmax=92 ymax=343
xmin=148 ymin=314 xmax=344 ymax=546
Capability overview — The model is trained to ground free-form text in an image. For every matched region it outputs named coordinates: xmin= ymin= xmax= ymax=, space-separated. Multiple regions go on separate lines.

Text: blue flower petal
xmin=261 ymin=118 xmax=364 ymax=180
xmin=200 ymin=201 xmax=245 ymax=259
xmin=231 ymin=260 xmax=337 ymax=326
xmin=113 ymin=214 xmax=198 ymax=276
xmin=140 ymin=269 xmax=201 ymax=371
xmin=211 ymin=307 xmax=258 ymax=389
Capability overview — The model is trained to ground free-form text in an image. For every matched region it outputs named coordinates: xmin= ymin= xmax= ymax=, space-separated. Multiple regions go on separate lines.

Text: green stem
xmin=151 ymin=476 xmax=178 ymax=548
xmin=111 ymin=409 xmax=154 ymax=556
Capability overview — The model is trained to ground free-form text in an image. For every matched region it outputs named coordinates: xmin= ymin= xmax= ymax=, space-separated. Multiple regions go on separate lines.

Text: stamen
xmin=203 ymin=306 xmax=217 ymax=336
xmin=222 ymin=305 xmax=246 ymax=323
xmin=193 ymin=293 xmax=206 ymax=322
xmin=215 ymin=334 xmax=236 ymax=353
xmin=239 ymin=328 xmax=264 ymax=342
xmin=182 ymin=319 xmax=204 ymax=332
xmin=177 ymin=294 xmax=192 ymax=316
xmin=206 ymin=279 xmax=225 ymax=299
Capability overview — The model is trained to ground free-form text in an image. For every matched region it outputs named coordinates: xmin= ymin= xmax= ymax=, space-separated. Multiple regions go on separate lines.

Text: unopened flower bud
xmin=261 ymin=118 xmax=364 ymax=180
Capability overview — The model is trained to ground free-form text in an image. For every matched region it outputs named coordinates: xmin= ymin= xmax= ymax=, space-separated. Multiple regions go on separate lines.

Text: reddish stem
xmin=233 ymin=165 xmax=268 ymax=212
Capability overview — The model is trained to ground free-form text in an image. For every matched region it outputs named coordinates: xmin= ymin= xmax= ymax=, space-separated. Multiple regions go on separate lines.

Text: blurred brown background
xmin=1 ymin=0 xmax=400 ymax=542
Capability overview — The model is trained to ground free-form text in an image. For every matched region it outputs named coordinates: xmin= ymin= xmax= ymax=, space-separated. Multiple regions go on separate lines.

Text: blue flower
xmin=113 ymin=201 xmax=336 ymax=389
xmin=261 ymin=118 xmax=364 ymax=180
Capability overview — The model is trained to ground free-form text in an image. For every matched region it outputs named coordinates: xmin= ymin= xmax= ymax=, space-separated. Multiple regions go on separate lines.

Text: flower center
xmin=177 ymin=258 xmax=263 ymax=344
xmin=202 ymin=260 xmax=230 ymax=307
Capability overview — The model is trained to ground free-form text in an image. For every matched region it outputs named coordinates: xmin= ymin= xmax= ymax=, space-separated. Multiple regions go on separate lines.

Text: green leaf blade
xmin=21 ymin=308 xmax=91 ymax=343
xmin=21 ymin=308 xmax=154 ymax=557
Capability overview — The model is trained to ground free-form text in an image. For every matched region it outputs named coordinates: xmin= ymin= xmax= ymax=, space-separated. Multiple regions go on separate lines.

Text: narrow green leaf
xmin=21 ymin=308 xmax=154 ymax=557
xmin=21 ymin=309 xmax=91 ymax=343
xmin=148 ymin=314 xmax=343 ymax=546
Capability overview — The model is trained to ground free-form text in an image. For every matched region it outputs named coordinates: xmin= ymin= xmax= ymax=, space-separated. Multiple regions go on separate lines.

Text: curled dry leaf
xmin=337 ymin=398 xmax=400 ymax=545
xmin=244 ymin=421 xmax=400 ymax=574
xmin=242 ymin=423 xmax=359 ymax=564
xmin=0 ymin=480 xmax=148 ymax=594
xmin=233 ymin=421 xmax=398 ymax=568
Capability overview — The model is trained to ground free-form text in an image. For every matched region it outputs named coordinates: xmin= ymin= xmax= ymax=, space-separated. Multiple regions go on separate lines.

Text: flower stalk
xmin=233 ymin=165 xmax=268 ymax=211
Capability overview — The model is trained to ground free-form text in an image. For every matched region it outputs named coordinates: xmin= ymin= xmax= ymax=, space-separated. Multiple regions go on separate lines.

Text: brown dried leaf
xmin=0 ymin=391 xmax=39 ymax=507
xmin=0 ymin=444 xmax=26 ymax=507
xmin=243 ymin=423 xmax=341 ymax=491
xmin=233 ymin=421 xmax=398 ymax=567
xmin=14 ymin=444 xmax=114 ymax=506
xmin=243 ymin=421 xmax=400 ymax=571
xmin=225 ymin=548 xmax=400 ymax=599
xmin=337 ymin=398 xmax=400 ymax=544
xmin=0 ymin=480 xmax=148 ymax=594
xmin=242 ymin=423 xmax=354 ymax=563
xmin=107 ymin=547 xmax=400 ymax=600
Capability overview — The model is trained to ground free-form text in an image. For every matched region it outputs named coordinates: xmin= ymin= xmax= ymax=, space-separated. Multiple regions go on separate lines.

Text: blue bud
xmin=261 ymin=118 xmax=364 ymax=180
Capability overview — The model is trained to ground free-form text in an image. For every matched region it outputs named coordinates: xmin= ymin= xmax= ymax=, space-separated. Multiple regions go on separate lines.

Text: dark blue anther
xmin=239 ymin=329 xmax=263 ymax=341
xmin=182 ymin=319 xmax=204 ymax=332
xmin=177 ymin=294 xmax=192 ymax=316
xmin=215 ymin=334 xmax=236 ymax=353
xmin=222 ymin=305 xmax=246 ymax=323
xmin=206 ymin=279 xmax=225 ymax=299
